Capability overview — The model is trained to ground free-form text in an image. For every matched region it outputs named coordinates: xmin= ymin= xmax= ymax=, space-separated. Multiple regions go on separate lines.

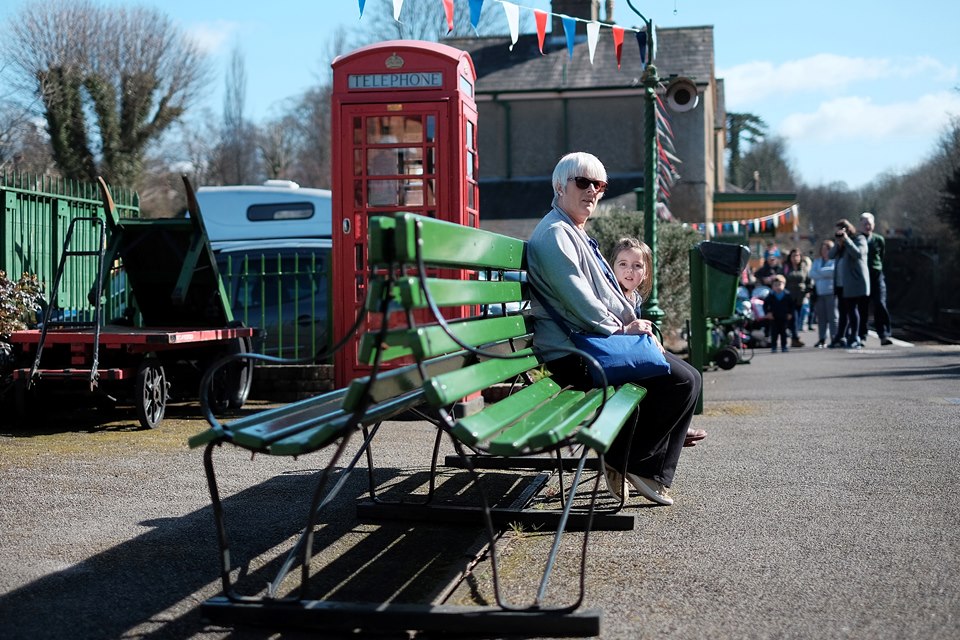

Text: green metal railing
xmin=1 ymin=172 xmax=139 ymax=320
xmin=217 ymin=249 xmax=332 ymax=359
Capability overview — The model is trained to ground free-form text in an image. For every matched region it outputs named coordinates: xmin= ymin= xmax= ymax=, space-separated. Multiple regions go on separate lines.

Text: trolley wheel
xmin=135 ymin=359 xmax=168 ymax=429
xmin=208 ymin=336 xmax=253 ymax=413
xmin=716 ymin=346 xmax=739 ymax=371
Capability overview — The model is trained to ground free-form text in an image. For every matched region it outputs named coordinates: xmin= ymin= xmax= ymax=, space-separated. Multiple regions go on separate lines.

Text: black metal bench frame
xmin=189 ymin=213 xmax=648 ymax=637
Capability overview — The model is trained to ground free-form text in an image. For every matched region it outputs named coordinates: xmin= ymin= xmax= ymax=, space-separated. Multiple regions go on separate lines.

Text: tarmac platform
xmin=1 ymin=326 xmax=958 ymax=639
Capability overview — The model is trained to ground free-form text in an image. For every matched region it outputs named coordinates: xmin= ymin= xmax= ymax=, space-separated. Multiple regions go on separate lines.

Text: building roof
xmin=444 ymin=25 xmax=715 ymax=93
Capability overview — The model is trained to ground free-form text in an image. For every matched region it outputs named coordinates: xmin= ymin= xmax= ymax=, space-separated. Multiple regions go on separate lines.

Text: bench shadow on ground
xmin=0 ymin=460 xmax=539 ymax=640
xmin=0 ymin=398 xmax=276 ymax=436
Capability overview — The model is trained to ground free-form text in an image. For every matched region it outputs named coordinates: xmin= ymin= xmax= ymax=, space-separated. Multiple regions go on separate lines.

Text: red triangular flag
xmin=534 ymin=10 xmax=547 ymax=54
xmin=612 ymin=26 xmax=624 ymax=69
xmin=442 ymin=0 xmax=454 ymax=33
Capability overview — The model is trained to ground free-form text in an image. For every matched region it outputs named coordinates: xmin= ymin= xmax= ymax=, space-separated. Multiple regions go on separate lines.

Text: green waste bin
xmin=697 ymin=241 xmax=751 ymax=317
xmin=689 ymin=241 xmax=751 ymax=413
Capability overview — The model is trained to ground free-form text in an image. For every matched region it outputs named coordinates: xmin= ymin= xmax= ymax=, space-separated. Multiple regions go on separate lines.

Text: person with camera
xmin=828 ymin=219 xmax=870 ymax=349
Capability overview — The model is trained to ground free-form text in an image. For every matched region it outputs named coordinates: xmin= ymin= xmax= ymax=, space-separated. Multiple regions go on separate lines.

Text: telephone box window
xmin=352 ymin=117 xmax=362 ymax=144
xmin=367 ymin=115 xmax=423 ymax=144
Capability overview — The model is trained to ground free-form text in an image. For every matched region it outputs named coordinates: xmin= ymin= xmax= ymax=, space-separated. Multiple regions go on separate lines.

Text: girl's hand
xmin=624 ymin=320 xmax=665 ymax=353
xmin=624 ymin=319 xmax=655 ymax=336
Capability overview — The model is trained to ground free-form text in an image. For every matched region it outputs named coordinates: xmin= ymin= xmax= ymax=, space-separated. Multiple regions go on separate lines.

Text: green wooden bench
xmin=189 ymin=212 xmax=648 ymax=637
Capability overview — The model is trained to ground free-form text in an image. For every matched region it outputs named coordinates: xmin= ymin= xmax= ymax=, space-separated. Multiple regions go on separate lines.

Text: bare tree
xmin=739 ymin=136 xmax=799 ymax=193
xmin=2 ymin=0 xmax=212 ymax=188
xmin=259 ymin=114 xmax=299 ymax=181
xmin=215 ymin=45 xmax=260 ymax=184
xmin=265 ymin=84 xmax=334 ymax=188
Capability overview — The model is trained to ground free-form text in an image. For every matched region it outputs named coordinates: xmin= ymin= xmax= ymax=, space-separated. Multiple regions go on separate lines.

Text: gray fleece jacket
xmin=828 ymin=232 xmax=870 ymax=298
xmin=527 ymin=207 xmax=636 ymax=361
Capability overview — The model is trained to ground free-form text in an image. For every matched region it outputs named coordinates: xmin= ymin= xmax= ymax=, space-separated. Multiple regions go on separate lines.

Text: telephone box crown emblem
xmin=385 ymin=53 xmax=404 ymax=69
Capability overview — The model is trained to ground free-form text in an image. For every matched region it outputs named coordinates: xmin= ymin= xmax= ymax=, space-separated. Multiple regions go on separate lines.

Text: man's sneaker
xmin=881 ymin=337 xmax=893 ymax=346
xmin=625 ymin=473 xmax=673 ymax=506
xmin=791 ymin=338 xmax=805 ymax=347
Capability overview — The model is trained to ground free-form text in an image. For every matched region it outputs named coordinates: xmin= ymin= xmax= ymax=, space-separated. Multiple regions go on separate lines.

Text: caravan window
xmin=247 ymin=202 xmax=315 ymax=221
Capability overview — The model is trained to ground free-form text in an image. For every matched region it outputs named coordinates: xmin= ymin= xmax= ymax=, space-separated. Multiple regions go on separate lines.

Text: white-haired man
xmin=859 ymin=212 xmax=892 ymax=346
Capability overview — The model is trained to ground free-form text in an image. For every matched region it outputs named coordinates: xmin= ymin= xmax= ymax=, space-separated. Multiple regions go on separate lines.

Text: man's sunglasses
xmin=569 ymin=176 xmax=608 ymax=193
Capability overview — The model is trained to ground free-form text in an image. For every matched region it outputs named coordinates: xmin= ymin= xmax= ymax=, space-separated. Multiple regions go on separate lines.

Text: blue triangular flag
xmin=469 ymin=0 xmax=484 ymax=32
xmin=359 ymin=0 xmax=366 ymax=18
xmin=636 ymin=30 xmax=647 ymax=66
xmin=562 ymin=16 xmax=576 ymax=59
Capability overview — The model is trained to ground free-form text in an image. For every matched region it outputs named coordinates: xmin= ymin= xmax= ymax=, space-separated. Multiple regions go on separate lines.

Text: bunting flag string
xmin=653 ymin=91 xmax=681 ymax=211
xmin=468 ymin=0 xmax=485 ymax=31
xmin=561 ymin=15 xmax=576 ymax=59
xmin=359 ymin=0 xmax=654 ymax=69
xmin=443 ymin=0 xmax=455 ymax=32
xmin=685 ymin=205 xmax=800 ymax=236
xmin=534 ymin=9 xmax=548 ymax=53
xmin=501 ymin=1 xmax=520 ymax=49
xmin=611 ymin=26 xmax=624 ymax=69
xmin=586 ymin=20 xmax=601 ymax=63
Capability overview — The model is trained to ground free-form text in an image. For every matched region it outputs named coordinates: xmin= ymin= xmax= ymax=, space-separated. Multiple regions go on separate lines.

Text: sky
xmin=3 ymin=0 xmax=960 ymax=189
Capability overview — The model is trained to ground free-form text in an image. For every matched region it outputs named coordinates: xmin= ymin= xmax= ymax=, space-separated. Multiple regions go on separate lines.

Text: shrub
xmin=587 ymin=208 xmax=702 ymax=342
xmin=0 ymin=271 xmax=44 ymax=339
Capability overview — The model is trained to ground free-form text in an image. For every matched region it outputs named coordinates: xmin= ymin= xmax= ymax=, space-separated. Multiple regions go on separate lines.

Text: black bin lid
xmin=698 ymin=241 xmax=751 ymax=276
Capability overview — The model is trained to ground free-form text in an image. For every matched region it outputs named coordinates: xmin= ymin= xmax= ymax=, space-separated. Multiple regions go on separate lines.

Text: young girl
xmin=609 ymin=238 xmax=707 ymax=449
xmin=610 ymin=237 xmax=652 ymax=317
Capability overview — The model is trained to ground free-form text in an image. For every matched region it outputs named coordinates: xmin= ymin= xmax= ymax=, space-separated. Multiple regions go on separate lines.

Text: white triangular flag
xmin=502 ymin=1 xmax=519 ymax=50
xmin=586 ymin=21 xmax=600 ymax=64
xmin=393 ymin=0 xmax=403 ymax=21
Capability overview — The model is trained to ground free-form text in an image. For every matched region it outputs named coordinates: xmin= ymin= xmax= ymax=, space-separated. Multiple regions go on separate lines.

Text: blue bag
xmin=569 ymin=331 xmax=671 ymax=386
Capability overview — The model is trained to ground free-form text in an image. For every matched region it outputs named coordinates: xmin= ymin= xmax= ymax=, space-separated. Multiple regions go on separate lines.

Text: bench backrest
xmin=342 ymin=213 xmax=535 ymax=411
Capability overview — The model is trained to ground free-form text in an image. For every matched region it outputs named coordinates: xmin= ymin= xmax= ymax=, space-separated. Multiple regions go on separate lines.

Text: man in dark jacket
xmin=859 ymin=212 xmax=892 ymax=346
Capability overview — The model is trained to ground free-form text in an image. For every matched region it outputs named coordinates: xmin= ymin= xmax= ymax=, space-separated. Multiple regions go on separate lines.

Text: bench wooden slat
xmin=268 ymin=389 xmax=425 ymax=456
xmin=486 ymin=389 xmax=586 ymax=455
xmin=576 ymin=383 xmax=647 ymax=453
xmin=399 ymin=277 xmax=524 ymax=309
xmin=227 ymin=392 xmax=350 ymax=448
xmin=358 ymin=316 xmax=528 ymax=364
xmin=393 ymin=213 xmax=525 ymax=269
xmin=357 ymin=316 xmax=526 ymax=365
xmin=341 ymin=350 xmax=473 ymax=414
xmin=424 ymin=349 xmax=540 ymax=407
xmin=188 ymin=391 xmax=349 ymax=449
xmin=526 ymin=388 xmax=607 ymax=450
xmin=452 ymin=377 xmax=561 ymax=446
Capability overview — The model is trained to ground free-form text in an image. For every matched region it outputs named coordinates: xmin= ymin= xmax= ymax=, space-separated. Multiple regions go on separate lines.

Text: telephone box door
xmin=331 ymin=40 xmax=478 ymax=388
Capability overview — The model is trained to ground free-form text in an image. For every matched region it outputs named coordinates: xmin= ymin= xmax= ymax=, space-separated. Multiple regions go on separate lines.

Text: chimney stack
xmin=551 ymin=0 xmax=600 ymax=36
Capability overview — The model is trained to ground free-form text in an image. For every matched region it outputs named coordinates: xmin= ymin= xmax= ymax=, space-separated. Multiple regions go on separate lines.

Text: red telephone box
xmin=331 ymin=40 xmax=479 ymax=387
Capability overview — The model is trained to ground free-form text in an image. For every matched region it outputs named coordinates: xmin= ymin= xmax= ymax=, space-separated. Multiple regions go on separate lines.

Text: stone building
xmin=446 ymin=0 xmax=726 ymax=238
